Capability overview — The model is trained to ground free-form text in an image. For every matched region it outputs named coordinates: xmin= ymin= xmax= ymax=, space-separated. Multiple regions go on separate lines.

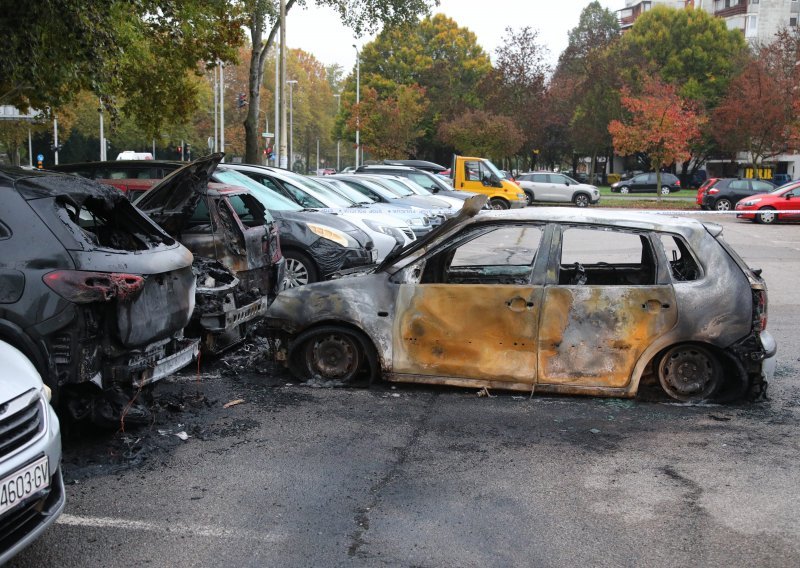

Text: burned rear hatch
xmin=16 ymin=171 xmax=198 ymax=393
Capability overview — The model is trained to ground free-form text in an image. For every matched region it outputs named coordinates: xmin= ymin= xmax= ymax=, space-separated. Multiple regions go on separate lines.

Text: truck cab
xmin=451 ymin=155 xmax=527 ymax=209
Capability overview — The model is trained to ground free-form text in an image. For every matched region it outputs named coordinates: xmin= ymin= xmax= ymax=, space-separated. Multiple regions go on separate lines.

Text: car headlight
xmin=741 ymin=198 xmax=761 ymax=207
xmin=517 ymin=193 xmax=526 ymax=200
xmin=306 ymin=223 xmax=355 ymax=247
xmin=363 ymin=219 xmax=403 ymax=239
xmin=42 ymin=384 xmax=52 ymax=402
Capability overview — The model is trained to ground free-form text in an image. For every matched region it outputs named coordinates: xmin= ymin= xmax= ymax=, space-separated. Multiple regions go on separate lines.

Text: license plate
xmin=370 ymin=249 xmax=378 ymax=262
xmin=0 ymin=456 xmax=49 ymax=516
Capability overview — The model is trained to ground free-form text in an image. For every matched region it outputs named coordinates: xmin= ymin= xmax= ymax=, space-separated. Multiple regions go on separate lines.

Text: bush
xmin=607 ymin=173 xmax=621 ymax=185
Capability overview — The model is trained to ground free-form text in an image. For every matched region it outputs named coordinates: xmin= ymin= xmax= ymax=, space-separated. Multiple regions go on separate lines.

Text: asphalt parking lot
xmin=10 ymin=213 xmax=800 ymax=568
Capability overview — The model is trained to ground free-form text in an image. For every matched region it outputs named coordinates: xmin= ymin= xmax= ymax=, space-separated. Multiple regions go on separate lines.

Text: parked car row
xmin=696 ymin=177 xmax=776 ymax=211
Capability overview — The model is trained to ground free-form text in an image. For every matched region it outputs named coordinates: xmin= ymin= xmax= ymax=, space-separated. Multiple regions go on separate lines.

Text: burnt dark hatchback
xmin=0 ymin=168 xmax=198 ymax=426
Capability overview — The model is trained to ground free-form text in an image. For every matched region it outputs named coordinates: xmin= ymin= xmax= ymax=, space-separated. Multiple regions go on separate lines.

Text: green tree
xmin=616 ymin=5 xmax=747 ymax=180
xmin=0 ymin=1 xmax=243 ymax=137
xmin=485 ymin=26 xmax=550 ymax=170
xmin=241 ymin=0 xmax=437 ymax=164
xmin=350 ymin=13 xmax=492 ymax=160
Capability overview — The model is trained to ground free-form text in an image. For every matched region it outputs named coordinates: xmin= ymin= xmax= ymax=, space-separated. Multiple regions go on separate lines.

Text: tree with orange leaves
xmin=608 ymin=78 xmax=706 ymax=199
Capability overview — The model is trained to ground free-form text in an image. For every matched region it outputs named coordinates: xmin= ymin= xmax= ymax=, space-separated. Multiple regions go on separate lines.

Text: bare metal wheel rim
xmin=283 ymin=257 xmax=310 ymax=288
xmin=574 ymin=194 xmax=589 ymax=207
xmin=619 ymin=187 xmax=630 ymax=194
xmin=658 ymin=345 xmax=721 ymax=401
xmin=308 ymin=333 xmax=359 ymax=380
xmin=715 ymin=199 xmax=732 ymax=211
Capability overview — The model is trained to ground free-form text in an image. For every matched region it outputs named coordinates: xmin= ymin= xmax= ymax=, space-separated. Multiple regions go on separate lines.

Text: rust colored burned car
xmin=135 ymin=155 xmax=283 ymax=353
xmin=0 ymin=167 xmax=198 ymax=426
xmin=266 ymin=195 xmax=776 ymax=402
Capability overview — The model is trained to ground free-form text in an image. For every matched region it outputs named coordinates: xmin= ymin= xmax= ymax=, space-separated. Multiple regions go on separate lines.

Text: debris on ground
xmin=223 ymin=399 xmax=245 ymax=409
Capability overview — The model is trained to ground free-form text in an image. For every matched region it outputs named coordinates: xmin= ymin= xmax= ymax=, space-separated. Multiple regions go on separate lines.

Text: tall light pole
xmin=352 ymin=44 xmax=360 ymax=168
xmin=99 ymin=98 xmax=106 ymax=161
xmin=279 ymin=0 xmax=288 ymax=169
xmin=333 ymin=93 xmax=341 ymax=171
xmin=287 ymin=79 xmax=297 ymax=171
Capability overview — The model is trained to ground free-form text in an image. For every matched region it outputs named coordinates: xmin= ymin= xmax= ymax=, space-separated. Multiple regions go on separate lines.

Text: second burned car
xmin=266 ymin=196 xmax=776 ymax=403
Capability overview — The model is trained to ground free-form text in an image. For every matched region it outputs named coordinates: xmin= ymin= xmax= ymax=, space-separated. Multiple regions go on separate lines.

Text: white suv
xmin=516 ymin=172 xmax=601 ymax=207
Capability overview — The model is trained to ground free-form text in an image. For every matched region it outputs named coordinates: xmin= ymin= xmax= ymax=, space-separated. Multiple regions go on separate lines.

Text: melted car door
xmin=537 ymin=226 xmax=678 ymax=389
xmin=392 ymin=224 xmax=546 ymax=387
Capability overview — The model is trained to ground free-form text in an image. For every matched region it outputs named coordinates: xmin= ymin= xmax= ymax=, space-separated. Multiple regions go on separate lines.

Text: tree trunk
xmin=244 ymin=1 xmax=295 ymax=164
xmin=656 ymin=169 xmax=662 ymax=203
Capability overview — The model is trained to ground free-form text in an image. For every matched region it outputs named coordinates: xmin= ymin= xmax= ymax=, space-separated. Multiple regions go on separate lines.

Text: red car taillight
xmin=753 ymin=289 xmax=768 ymax=331
xmin=43 ymin=270 xmax=145 ymax=303
xmin=708 ymin=188 xmax=719 ymax=194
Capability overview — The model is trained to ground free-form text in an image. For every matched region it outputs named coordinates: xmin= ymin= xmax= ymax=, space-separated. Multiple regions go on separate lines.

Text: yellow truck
xmin=451 ymin=155 xmax=527 ymax=209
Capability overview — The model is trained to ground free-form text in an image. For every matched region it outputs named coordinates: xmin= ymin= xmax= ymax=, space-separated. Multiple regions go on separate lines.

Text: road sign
xmin=207 ymin=137 xmax=214 ymax=150
xmin=37 ymin=154 xmax=44 ymax=161
xmin=262 ymin=132 xmax=274 ymax=138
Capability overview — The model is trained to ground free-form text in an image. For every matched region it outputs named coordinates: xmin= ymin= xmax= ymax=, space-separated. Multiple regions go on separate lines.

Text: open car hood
xmin=377 ymin=194 xmax=487 ymax=272
xmin=135 ymin=153 xmax=223 ymax=234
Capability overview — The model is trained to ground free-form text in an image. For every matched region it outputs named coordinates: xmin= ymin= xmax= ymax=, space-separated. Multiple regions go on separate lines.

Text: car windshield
xmin=326 ymin=179 xmax=376 ymax=204
xmin=564 ymin=175 xmax=579 ymax=184
xmin=214 ymin=169 xmax=302 ymax=211
xmin=481 ymin=159 xmax=504 ymax=179
xmin=395 ymin=178 xmax=431 ymax=196
xmin=351 ymin=178 xmax=402 ymax=200
xmin=292 ymin=176 xmax=356 ymax=207
xmin=370 ymin=177 xmax=415 ymax=197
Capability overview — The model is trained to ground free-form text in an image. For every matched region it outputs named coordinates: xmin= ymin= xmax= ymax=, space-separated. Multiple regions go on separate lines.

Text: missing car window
xmin=559 ymin=227 xmax=656 ymax=285
xmin=659 ymin=234 xmax=701 ymax=282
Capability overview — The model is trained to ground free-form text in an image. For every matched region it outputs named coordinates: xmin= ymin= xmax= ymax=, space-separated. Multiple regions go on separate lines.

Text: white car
xmin=223 ymin=164 xmax=416 ymax=262
xmin=0 ymin=340 xmax=65 ymax=564
xmin=516 ymin=172 xmax=601 ymax=207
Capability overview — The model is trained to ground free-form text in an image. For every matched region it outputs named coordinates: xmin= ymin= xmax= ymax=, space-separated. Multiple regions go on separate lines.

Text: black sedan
xmin=611 ymin=172 xmax=681 ymax=194
xmin=700 ymin=178 xmax=776 ymax=211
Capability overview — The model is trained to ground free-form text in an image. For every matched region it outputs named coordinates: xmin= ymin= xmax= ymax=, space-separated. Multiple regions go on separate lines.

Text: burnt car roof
xmin=0 ymin=166 xmax=128 ymax=209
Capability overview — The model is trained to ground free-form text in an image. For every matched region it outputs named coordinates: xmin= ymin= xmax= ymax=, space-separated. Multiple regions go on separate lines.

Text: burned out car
xmin=0 ymin=167 xmax=198 ymax=425
xmin=135 ymin=155 xmax=283 ymax=353
xmin=267 ymin=195 xmax=776 ymax=402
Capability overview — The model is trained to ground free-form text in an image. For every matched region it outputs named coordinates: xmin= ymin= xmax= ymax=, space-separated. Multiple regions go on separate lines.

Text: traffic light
xmin=176 ymin=146 xmax=183 ymax=158
xmin=185 ymin=143 xmax=191 ymax=160
xmin=237 ymin=93 xmax=247 ymax=109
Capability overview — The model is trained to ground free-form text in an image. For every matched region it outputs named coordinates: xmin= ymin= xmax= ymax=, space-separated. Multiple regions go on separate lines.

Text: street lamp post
xmin=287 ymin=79 xmax=298 ymax=171
xmin=352 ymin=44 xmax=360 ymax=168
xmin=333 ymin=93 xmax=341 ymax=171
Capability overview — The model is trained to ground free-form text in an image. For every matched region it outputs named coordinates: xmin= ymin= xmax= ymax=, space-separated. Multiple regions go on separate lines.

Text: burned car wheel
xmin=657 ymin=344 xmax=723 ymax=401
xmin=282 ymin=251 xmax=318 ymax=288
xmin=290 ymin=326 xmax=372 ymax=385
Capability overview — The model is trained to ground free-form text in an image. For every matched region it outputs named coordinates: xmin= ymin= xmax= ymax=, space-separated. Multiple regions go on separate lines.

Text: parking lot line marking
xmin=57 ymin=514 xmax=285 ymax=542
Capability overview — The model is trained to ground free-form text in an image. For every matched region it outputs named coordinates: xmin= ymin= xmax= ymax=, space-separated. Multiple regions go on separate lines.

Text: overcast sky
xmin=286 ymin=0 xmax=621 ymax=72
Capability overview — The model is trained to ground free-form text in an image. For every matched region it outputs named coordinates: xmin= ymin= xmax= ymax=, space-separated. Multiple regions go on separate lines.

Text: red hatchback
xmin=696 ymin=178 xmax=718 ymax=207
xmin=735 ymin=181 xmax=800 ymax=223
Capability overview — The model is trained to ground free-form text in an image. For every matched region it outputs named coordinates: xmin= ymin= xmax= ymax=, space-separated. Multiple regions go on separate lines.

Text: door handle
xmin=642 ymin=299 xmax=670 ymax=313
xmin=506 ymin=296 xmax=534 ymax=312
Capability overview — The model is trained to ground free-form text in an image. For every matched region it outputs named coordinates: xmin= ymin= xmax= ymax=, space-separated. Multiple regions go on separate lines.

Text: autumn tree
xmin=437 ymin=109 xmax=524 ymax=159
xmin=608 ymin=78 xmax=706 ymax=199
xmin=712 ymin=57 xmax=793 ymax=177
xmin=343 ymin=85 xmax=428 ymax=160
xmin=241 ymin=0 xmax=437 ymax=164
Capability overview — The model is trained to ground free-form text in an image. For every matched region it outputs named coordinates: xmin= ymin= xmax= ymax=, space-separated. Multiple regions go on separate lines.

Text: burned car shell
xmin=266 ymin=197 xmax=776 ymax=402
xmin=0 ymin=167 xmax=198 ymax=419
xmin=135 ymin=155 xmax=283 ymax=353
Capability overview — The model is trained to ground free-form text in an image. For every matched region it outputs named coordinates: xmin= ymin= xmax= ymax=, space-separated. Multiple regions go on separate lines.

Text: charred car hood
xmin=377 ymin=194 xmax=487 ymax=271
xmin=135 ymin=153 xmax=224 ymax=234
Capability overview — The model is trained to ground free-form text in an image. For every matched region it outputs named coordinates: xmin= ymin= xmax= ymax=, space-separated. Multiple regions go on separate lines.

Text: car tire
xmin=289 ymin=325 xmax=375 ymax=385
xmin=756 ymin=206 xmax=777 ymax=224
xmin=489 ymin=197 xmax=510 ymax=210
xmin=282 ymin=250 xmax=319 ymax=288
xmin=523 ymin=190 xmax=534 ymax=206
xmin=660 ymin=186 xmax=671 ymax=195
xmin=619 ymin=186 xmax=630 ymax=194
xmin=657 ymin=344 xmax=722 ymax=402
xmin=573 ymin=193 xmax=590 ymax=207
xmin=714 ymin=198 xmax=732 ymax=211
